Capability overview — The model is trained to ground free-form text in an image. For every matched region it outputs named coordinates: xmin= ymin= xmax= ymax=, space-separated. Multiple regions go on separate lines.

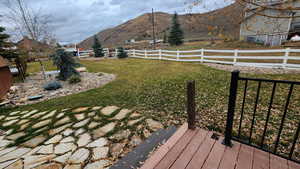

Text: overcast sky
xmin=0 ymin=0 xmax=233 ymax=44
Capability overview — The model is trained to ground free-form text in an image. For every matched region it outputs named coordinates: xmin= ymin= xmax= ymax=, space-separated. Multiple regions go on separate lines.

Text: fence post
xmin=144 ymin=49 xmax=147 ymax=58
xmin=132 ymin=49 xmax=136 ymax=57
xmin=177 ymin=50 xmax=180 ymax=61
xmin=201 ymin=48 xmax=204 ymax=63
xmin=283 ymin=48 xmax=290 ymax=68
xmin=159 ymin=49 xmax=162 ymax=60
xmin=234 ymin=49 xmax=238 ymax=64
xmin=223 ymin=70 xmax=240 ymax=147
xmin=187 ymin=81 xmax=196 ymax=130
xmin=115 ymin=48 xmax=118 ymax=57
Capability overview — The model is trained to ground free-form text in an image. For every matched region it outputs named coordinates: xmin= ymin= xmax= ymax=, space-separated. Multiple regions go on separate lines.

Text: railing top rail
xmin=239 ymin=76 xmax=300 ymax=85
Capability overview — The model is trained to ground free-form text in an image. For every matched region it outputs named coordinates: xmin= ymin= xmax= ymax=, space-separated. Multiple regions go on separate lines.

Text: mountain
xmin=79 ymin=2 xmax=244 ymax=49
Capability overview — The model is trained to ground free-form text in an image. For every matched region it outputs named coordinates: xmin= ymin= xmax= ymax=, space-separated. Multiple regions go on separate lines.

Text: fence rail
xmin=127 ymin=48 xmax=300 ymax=69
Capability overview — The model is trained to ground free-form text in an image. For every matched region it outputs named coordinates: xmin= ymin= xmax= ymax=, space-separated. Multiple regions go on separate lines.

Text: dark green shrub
xmin=68 ymin=75 xmax=81 ymax=84
xmin=117 ymin=47 xmax=128 ymax=59
xmin=43 ymin=81 xmax=62 ymax=91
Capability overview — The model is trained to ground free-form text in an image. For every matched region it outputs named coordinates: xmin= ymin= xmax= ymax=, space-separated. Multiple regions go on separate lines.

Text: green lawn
xmin=1 ymin=58 xmax=300 ymax=158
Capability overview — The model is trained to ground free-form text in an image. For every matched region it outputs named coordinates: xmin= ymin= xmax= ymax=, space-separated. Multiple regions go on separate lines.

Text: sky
xmin=0 ymin=0 xmax=233 ymax=44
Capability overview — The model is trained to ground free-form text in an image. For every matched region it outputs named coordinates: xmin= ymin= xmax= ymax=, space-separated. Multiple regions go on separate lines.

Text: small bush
xmin=43 ymin=81 xmax=62 ymax=91
xmin=117 ymin=47 xmax=128 ymax=59
xmin=68 ymin=75 xmax=81 ymax=84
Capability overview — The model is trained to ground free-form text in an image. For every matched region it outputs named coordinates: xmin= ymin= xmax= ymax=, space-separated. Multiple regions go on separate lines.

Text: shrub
xmin=117 ymin=47 xmax=128 ymax=59
xmin=68 ymin=75 xmax=81 ymax=84
xmin=43 ymin=81 xmax=62 ymax=91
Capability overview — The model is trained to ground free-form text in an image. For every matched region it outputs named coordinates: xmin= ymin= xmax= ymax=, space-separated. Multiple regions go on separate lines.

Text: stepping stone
xmin=0 ymin=148 xmax=31 ymax=163
xmin=56 ymin=117 xmax=70 ymax=126
xmin=57 ymin=113 xmax=64 ymax=119
xmin=64 ymin=164 xmax=81 ymax=169
xmin=6 ymin=116 xmax=19 ymax=121
xmin=18 ymin=119 xmax=29 ymax=125
xmin=88 ymin=112 xmax=96 ymax=117
xmin=33 ymin=119 xmax=51 ymax=129
xmin=23 ymin=146 xmax=43 ymax=157
xmin=73 ymin=119 xmax=89 ymax=128
xmin=93 ymin=122 xmax=116 ymax=138
xmin=92 ymin=147 xmax=109 ymax=160
xmin=54 ymin=143 xmax=76 ymax=154
xmin=110 ymin=129 xmax=131 ymax=141
xmin=22 ymin=136 xmax=46 ymax=147
xmin=0 ymin=159 xmax=18 ymax=169
xmin=20 ymin=123 xmax=30 ymax=131
xmin=41 ymin=110 xmax=57 ymax=120
xmin=146 ymin=119 xmax=164 ymax=131
xmin=84 ymin=160 xmax=109 ymax=169
xmin=60 ymin=136 xmax=75 ymax=143
xmin=128 ymin=118 xmax=145 ymax=126
xmin=62 ymin=129 xmax=73 ymax=136
xmin=130 ymin=112 xmax=141 ymax=118
xmin=23 ymin=154 xmax=56 ymax=169
xmin=0 ymin=147 xmax=17 ymax=157
xmin=92 ymin=106 xmax=102 ymax=111
xmin=77 ymin=133 xmax=91 ymax=147
xmin=49 ymin=124 xmax=71 ymax=135
xmin=9 ymin=111 xmax=20 ymax=116
xmin=35 ymin=126 xmax=48 ymax=133
xmin=45 ymin=135 xmax=63 ymax=144
xmin=22 ymin=110 xmax=38 ymax=118
xmin=110 ymin=143 xmax=125 ymax=158
xmin=75 ymin=129 xmax=85 ymax=136
xmin=34 ymin=163 xmax=62 ymax=169
xmin=53 ymin=152 xmax=72 ymax=163
xmin=32 ymin=111 xmax=47 ymax=118
xmin=37 ymin=144 xmax=53 ymax=154
xmin=87 ymin=138 xmax=108 ymax=148
xmin=101 ymin=106 xmax=119 ymax=116
xmin=5 ymin=159 xmax=23 ymax=169
xmin=0 ymin=139 xmax=12 ymax=147
xmin=113 ymin=109 xmax=131 ymax=120
xmin=3 ymin=120 xmax=19 ymax=127
xmin=72 ymin=107 xmax=89 ymax=113
xmin=68 ymin=148 xmax=89 ymax=164
xmin=75 ymin=114 xmax=85 ymax=121
xmin=88 ymin=122 xmax=98 ymax=129
xmin=6 ymin=132 xmax=26 ymax=140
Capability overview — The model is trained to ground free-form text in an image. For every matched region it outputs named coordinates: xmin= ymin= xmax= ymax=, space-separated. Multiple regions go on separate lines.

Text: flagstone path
xmin=0 ymin=106 xmax=164 ymax=169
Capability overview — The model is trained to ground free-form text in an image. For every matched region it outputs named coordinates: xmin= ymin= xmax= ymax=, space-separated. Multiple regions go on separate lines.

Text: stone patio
xmin=0 ymin=106 xmax=164 ymax=169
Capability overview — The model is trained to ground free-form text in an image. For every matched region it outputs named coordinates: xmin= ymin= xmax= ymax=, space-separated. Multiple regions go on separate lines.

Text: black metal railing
xmin=223 ymin=70 xmax=300 ymax=163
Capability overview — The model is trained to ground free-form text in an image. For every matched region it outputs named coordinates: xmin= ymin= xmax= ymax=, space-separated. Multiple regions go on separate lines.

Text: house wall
xmin=0 ymin=67 xmax=12 ymax=99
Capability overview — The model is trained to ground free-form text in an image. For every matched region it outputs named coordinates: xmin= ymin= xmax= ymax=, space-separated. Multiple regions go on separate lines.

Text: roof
xmin=0 ymin=56 xmax=9 ymax=68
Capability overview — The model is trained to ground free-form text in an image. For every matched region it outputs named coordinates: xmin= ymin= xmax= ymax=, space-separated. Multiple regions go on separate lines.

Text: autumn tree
xmin=168 ymin=13 xmax=184 ymax=46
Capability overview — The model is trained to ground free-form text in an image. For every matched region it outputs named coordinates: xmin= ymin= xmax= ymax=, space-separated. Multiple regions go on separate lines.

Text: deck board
xmin=140 ymin=127 xmax=300 ymax=169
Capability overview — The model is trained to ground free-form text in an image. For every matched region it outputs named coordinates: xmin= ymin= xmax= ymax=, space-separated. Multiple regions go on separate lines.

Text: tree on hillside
xmin=168 ymin=13 xmax=184 ymax=46
xmin=92 ymin=36 xmax=104 ymax=57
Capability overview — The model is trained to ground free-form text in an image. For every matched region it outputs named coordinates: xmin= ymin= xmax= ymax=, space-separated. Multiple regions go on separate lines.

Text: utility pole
xmin=152 ymin=8 xmax=156 ymax=50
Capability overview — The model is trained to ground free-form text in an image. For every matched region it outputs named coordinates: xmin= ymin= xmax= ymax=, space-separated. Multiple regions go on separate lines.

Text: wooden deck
xmin=141 ymin=124 xmax=300 ymax=169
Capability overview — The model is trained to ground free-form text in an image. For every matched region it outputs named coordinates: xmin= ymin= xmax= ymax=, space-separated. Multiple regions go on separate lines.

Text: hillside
xmin=79 ymin=2 xmax=244 ymax=49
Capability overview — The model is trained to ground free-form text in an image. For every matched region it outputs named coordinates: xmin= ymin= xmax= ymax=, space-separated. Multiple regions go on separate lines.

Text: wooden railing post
xmin=187 ymin=81 xmax=196 ymax=130
xmin=159 ymin=49 xmax=162 ymax=60
xmin=223 ymin=70 xmax=240 ymax=147
xmin=201 ymin=48 xmax=204 ymax=63
xmin=145 ymin=49 xmax=147 ymax=58
xmin=283 ymin=48 xmax=290 ymax=69
xmin=177 ymin=50 xmax=180 ymax=61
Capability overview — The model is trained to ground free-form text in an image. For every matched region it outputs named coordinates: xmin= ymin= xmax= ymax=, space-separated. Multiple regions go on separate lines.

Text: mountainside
xmin=79 ymin=2 xmax=244 ymax=49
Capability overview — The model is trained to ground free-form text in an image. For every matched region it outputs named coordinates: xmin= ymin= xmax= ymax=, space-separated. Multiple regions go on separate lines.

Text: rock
xmin=101 ymin=106 xmax=119 ymax=116
xmin=146 ymin=119 xmax=164 ymax=131
xmin=73 ymin=119 xmax=89 ymax=128
xmin=110 ymin=143 xmax=125 ymax=158
xmin=45 ymin=135 xmax=63 ymax=144
xmin=41 ymin=110 xmax=56 ymax=120
xmin=143 ymin=129 xmax=151 ymax=138
xmin=57 ymin=113 xmax=64 ymax=119
xmin=77 ymin=133 xmax=91 ymax=147
xmin=87 ymin=138 xmax=108 ymax=148
xmin=54 ymin=143 xmax=76 ymax=154
xmin=32 ymin=111 xmax=48 ymax=119
xmin=33 ymin=120 xmax=51 ymax=128
xmin=55 ymin=117 xmax=70 ymax=126
xmin=109 ymin=129 xmax=131 ymax=141
xmin=23 ymin=146 xmax=43 ymax=157
xmin=75 ymin=67 xmax=87 ymax=72
xmin=88 ymin=111 xmax=96 ymax=117
xmin=6 ymin=132 xmax=25 ymax=140
xmin=92 ymin=147 xmax=109 ymax=160
xmin=63 ymin=164 xmax=81 ymax=169
xmin=5 ymin=159 xmax=23 ymax=169
xmin=0 ymin=148 xmax=31 ymax=163
xmin=22 ymin=136 xmax=46 ymax=147
xmin=62 ymin=129 xmax=73 ymax=136
xmin=74 ymin=114 xmax=85 ymax=121
xmin=84 ymin=160 xmax=109 ymax=169
xmin=92 ymin=106 xmax=102 ymax=111
xmin=34 ymin=163 xmax=63 ymax=169
xmin=72 ymin=107 xmax=89 ymax=113
xmin=0 ymin=159 xmax=18 ymax=169
xmin=0 ymin=147 xmax=17 ymax=157
xmin=49 ymin=124 xmax=71 ymax=135
xmin=0 ymin=139 xmax=12 ymax=147
xmin=68 ymin=148 xmax=89 ymax=164
xmin=37 ymin=144 xmax=53 ymax=154
xmin=53 ymin=152 xmax=72 ymax=163
xmin=60 ymin=136 xmax=75 ymax=143
xmin=23 ymin=155 xmax=56 ymax=169
xmin=128 ymin=118 xmax=144 ymax=126
xmin=75 ymin=129 xmax=85 ymax=136
xmin=130 ymin=135 xmax=142 ymax=147
xmin=93 ymin=122 xmax=116 ymax=138
xmin=113 ymin=109 xmax=131 ymax=120
xmin=88 ymin=122 xmax=98 ymax=129
xmin=3 ymin=119 xmax=19 ymax=127
xmin=10 ymin=86 xmax=19 ymax=93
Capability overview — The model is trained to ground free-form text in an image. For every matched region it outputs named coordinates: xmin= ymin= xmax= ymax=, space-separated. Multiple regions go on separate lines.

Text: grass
xmin=1 ymin=58 xmax=300 ymax=159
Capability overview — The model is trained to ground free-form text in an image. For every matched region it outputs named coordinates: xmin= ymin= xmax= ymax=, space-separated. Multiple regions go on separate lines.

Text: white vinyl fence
xmin=126 ymin=48 xmax=300 ymax=69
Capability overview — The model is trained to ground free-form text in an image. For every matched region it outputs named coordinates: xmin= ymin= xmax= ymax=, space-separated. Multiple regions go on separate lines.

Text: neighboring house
xmin=240 ymin=0 xmax=300 ymax=46
xmin=0 ymin=56 xmax=12 ymax=99
xmin=125 ymin=39 xmax=136 ymax=44
xmin=17 ymin=36 xmax=53 ymax=59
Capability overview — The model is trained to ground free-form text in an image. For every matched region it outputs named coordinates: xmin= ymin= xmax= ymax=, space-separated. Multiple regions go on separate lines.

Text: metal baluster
xmin=249 ymin=81 xmax=262 ymax=144
xmin=238 ymin=80 xmax=248 ymax=138
xmin=274 ymin=84 xmax=294 ymax=154
xmin=289 ymin=122 xmax=300 ymax=159
xmin=260 ymin=82 xmax=277 ymax=148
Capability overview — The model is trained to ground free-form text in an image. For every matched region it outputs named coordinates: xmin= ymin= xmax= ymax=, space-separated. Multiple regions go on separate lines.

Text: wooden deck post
xmin=223 ymin=70 xmax=239 ymax=147
xmin=187 ymin=81 xmax=196 ymax=130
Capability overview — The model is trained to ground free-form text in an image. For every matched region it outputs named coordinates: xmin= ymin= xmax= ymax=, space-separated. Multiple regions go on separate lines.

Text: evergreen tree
xmin=92 ymin=36 xmax=104 ymax=57
xmin=0 ymin=27 xmax=17 ymax=59
xmin=163 ymin=30 xmax=168 ymax=43
xmin=50 ymin=49 xmax=80 ymax=81
xmin=117 ymin=47 xmax=128 ymax=59
xmin=168 ymin=13 xmax=184 ymax=46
